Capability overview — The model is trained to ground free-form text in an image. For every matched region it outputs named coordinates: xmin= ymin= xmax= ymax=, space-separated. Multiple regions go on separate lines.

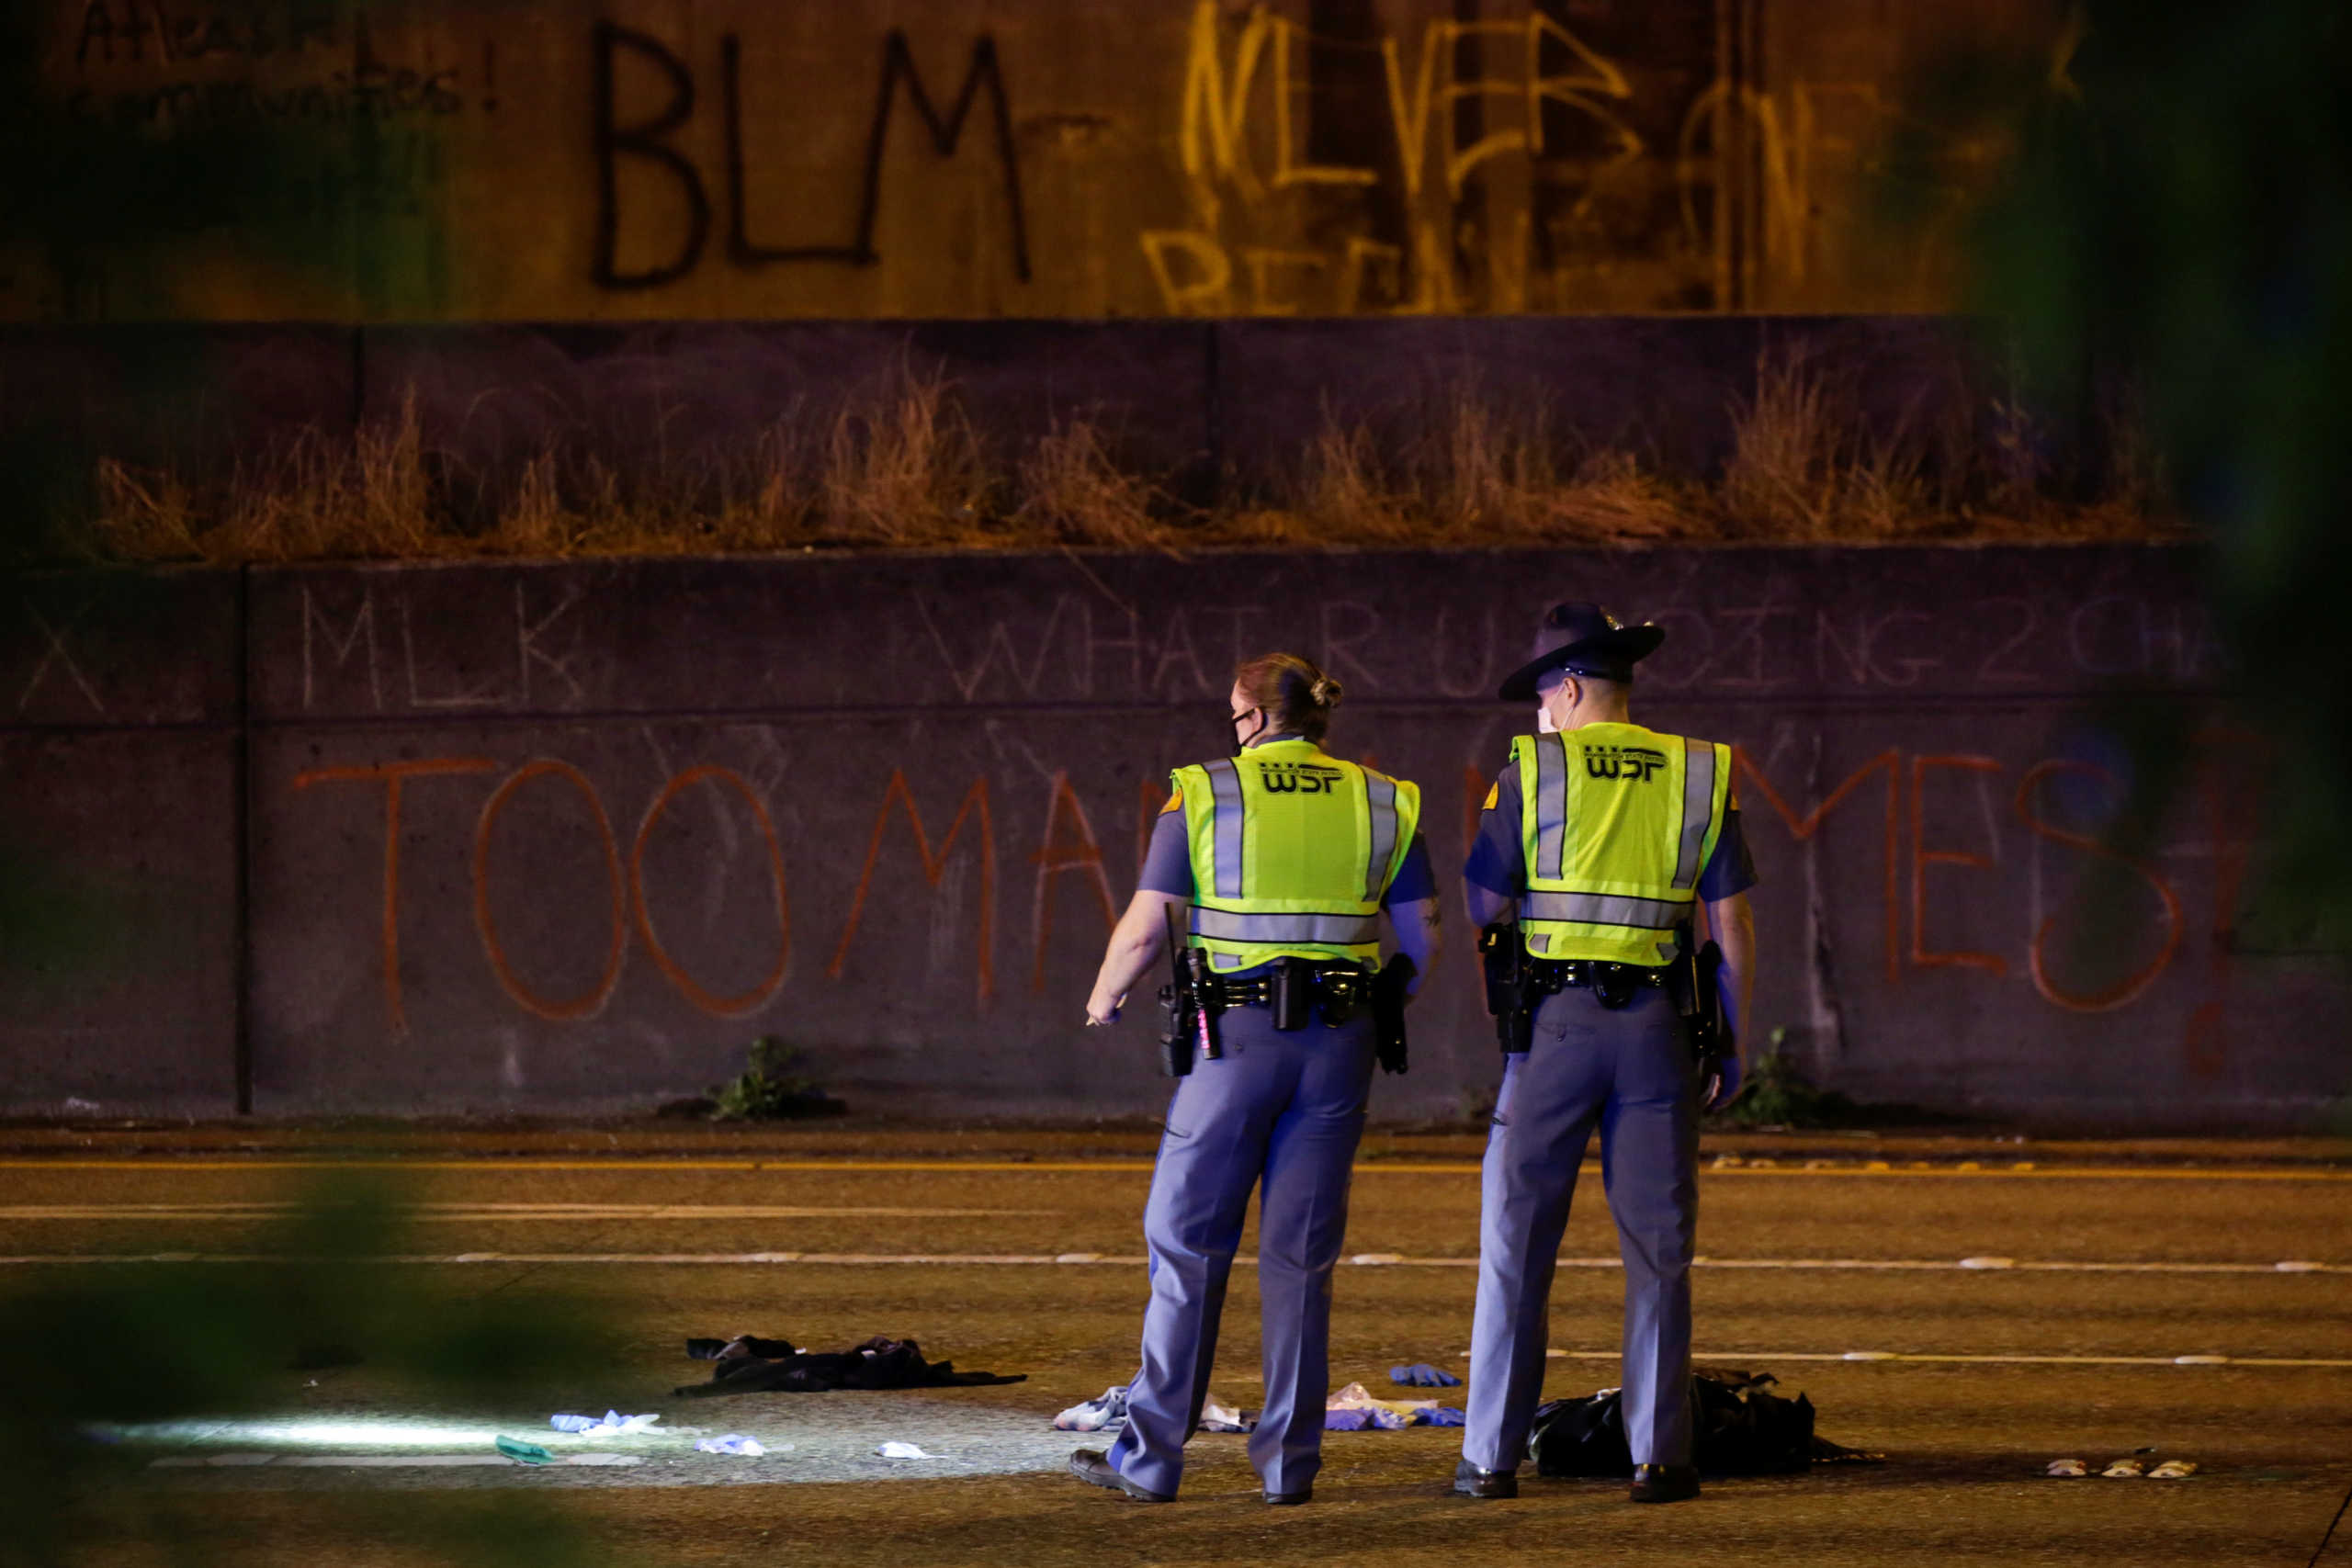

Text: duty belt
xmin=1527 ymin=957 xmax=1671 ymax=1010
xmin=1205 ymin=958 xmax=1373 ymax=1030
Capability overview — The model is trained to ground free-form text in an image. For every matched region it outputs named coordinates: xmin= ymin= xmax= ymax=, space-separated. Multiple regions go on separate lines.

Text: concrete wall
xmin=5 ymin=544 xmax=2343 ymax=1129
xmin=15 ymin=0 xmax=2053 ymax=321
xmin=1 ymin=314 xmax=2016 ymax=504
xmin=0 ymin=568 xmax=243 ymax=1111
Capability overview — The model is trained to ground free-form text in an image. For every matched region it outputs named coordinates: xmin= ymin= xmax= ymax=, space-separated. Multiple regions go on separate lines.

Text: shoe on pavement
xmin=1069 ymin=1449 xmax=1173 ymax=1503
xmin=1453 ymin=1459 xmax=1519 ymax=1499
xmin=1263 ymin=1485 xmax=1312 ymax=1505
xmin=1629 ymin=1463 xmax=1701 ymax=1503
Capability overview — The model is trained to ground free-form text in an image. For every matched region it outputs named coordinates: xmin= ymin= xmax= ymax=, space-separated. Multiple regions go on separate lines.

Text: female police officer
xmin=1070 ymin=652 xmax=1442 ymax=1506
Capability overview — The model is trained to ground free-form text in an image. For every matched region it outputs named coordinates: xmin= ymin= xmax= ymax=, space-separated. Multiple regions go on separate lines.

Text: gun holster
xmin=1669 ymin=937 xmax=1729 ymax=1065
xmin=1478 ymin=921 xmax=1535 ymax=1054
xmin=1269 ymin=958 xmax=1312 ymax=1031
xmin=1156 ymin=982 xmax=1194 ymax=1078
xmin=1371 ymin=953 xmax=1414 ymax=1076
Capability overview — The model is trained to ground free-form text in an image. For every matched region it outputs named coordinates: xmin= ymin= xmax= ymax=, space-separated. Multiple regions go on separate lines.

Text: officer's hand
xmin=1084 ymin=996 xmax=1123 ymax=1027
xmin=1702 ymin=1053 xmax=1744 ymax=1111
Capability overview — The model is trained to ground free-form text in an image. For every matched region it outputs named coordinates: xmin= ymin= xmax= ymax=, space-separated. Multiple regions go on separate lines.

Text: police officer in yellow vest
xmin=1071 ymin=653 xmax=1442 ymax=1506
xmin=1453 ymin=604 xmax=1758 ymax=1506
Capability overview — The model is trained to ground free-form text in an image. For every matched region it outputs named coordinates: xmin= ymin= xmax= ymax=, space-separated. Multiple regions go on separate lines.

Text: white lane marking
xmin=2 ymin=1158 xmax=2348 ymax=1182
xmin=0 ymin=1252 xmax=2336 ymax=1276
xmin=0 ymin=1204 xmax=1052 ymax=1222
xmin=150 ymin=1453 xmax=640 ymax=1469
xmin=1541 ymin=1349 xmax=2352 ymax=1371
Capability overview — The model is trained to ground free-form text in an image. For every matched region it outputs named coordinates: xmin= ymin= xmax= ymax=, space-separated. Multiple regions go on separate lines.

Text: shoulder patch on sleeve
xmin=1481 ymin=782 xmax=1499 ymax=811
xmin=1159 ymin=788 xmax=1183 ymax=815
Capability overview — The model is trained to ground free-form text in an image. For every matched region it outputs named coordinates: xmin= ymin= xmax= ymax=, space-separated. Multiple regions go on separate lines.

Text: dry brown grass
xmin=1408 ymin=391 xmax=1558 ymax=538
xmin=83 ymin=356 xmax=2177 ymax=565
xmin=95 ymin=395 xmax=448 ymax=564
xmin=1547 ymin=450 xmax=1699 ymax=541
xmin=1719 ymin=346 xmax=1958 ymax=541
xmin=1013 ymin=419 xmax=1168 ymax=547
xmin=820 ymin=361 xmax=994 ymax=546
xmin=1285 ymin=390 xmax=1698 ymax=547
xmin=1292 ymin=413 xmax=1413 ymax=541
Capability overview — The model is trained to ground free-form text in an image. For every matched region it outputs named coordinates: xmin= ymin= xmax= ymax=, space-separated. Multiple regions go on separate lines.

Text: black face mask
xmin=1229 ymin=708 xmax=1267 ymax=757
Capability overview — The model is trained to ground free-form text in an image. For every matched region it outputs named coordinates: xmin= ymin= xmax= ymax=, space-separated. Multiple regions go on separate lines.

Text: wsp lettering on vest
xmin=1582 ymin=745 xmax=1670 ymax=783
xmin=1256 ymin=761 xmax=1347 ymax=795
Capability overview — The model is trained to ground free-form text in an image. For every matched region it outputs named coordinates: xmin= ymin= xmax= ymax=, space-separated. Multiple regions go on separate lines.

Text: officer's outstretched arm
xmin=1385 ymin=896 xmax=1442 ymax=999
xmin=1706 ymin=890 xmax=1756 ymax=1066
xmin=1085 ymin=889 xmax=1185 ymax=1026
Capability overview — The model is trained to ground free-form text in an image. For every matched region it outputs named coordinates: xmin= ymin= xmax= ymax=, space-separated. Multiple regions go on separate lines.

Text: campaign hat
xmin=1496 ymin=602 xmax=1667 ymax=701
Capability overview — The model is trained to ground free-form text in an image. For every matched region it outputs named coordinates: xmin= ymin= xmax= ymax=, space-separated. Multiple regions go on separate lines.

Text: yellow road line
xmin=0 ymin=1204 xmax=1055 ymax=1221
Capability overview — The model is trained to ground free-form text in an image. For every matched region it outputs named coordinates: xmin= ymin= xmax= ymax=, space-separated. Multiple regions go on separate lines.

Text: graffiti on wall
xmin=590 ymin=22 xmax=1028 ymax=291
xmin=12 ymin=0 xmax=2022 ymax=319
xmin=279 ymin=722 xmax=2256 ymax=1090
xmin=1139 ymin=0 xmax=1923 ymax=314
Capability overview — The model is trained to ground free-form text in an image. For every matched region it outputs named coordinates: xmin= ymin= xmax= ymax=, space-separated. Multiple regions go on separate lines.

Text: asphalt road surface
xmin=2 ymin=1125 xmax=2346 ymax=1566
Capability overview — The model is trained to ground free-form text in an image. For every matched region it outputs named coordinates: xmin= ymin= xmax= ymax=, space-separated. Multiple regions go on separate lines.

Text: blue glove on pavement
xmin=1419 ymin=1405 xmax=1466 ymax=1427
xmin=1389 ymin=1363 xmax=1463 ymax=1388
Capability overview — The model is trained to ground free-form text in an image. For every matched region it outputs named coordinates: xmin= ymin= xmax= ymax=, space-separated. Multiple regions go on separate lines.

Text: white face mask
xmin=1534 ymin=675 xmax=1572 ymax=734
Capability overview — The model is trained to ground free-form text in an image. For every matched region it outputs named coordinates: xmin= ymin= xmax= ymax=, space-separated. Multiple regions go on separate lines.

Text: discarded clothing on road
xmin=1055 ymin=1384 xmax=1131 ymax=1432
xmin=1197 ymin=1393 xmax=1254 ymax=1433
xmin=550 ymin=1410 xmax=662 ymax=1436
xmin=1051 ymin=1383 xmax=1255 ymax=1433
xmin=675 ymin=1334 xmax=1026 ymax=1398
xmin=1529 ymin=1367 xmax=1882 ymax=1477
xmin=1323 ymin=1381 xmax=1464 ymax=1431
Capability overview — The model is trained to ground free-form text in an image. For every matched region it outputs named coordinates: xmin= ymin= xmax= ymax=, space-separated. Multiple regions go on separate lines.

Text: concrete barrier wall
xmin=0 ymin=568 xmax=243 ymax=1111
xmin=16 ymin=0 xmax=2046 ymax=321
xmin=2 ymin=314 xmax=2018 ymax=505
xmin=6 ymin=544 xmax=2346 ymax=1129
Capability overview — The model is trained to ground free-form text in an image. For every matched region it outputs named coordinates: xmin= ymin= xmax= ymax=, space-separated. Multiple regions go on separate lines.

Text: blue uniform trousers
xmin=1106 ymin=1006 xmax=1374 ymax=1499
xmin=1463 ymin=982 xmax=1700 ymax=1472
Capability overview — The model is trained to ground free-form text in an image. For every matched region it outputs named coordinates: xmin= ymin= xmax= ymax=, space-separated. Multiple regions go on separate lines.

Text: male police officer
xmin=1453 ymin=604 xmax=1757 ymax=1505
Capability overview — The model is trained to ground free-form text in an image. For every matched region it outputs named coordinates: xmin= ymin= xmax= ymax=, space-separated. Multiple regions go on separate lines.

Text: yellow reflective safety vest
xmin=1511 ymin=721 xmax=1731 ymax=965
xmin=1172 ymin=738 xmax=1423 ymax=972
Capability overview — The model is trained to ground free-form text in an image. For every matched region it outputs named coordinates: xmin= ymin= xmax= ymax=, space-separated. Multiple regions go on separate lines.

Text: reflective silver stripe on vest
xmin=1672 ymin=738 xmax=1717 ymax=889
xmin=1517 ymin=889 xmax=1687 ymax=930
xmin=1363 ymin=770 xmax=1398 ymax=903
xmin=1532 ymin=732 xmax=1567 ymax=882
xmin=1202 ymin=758 xmax=1245 ymax=899
xmin=1190 ymin=908 xmax=1383 ymax=945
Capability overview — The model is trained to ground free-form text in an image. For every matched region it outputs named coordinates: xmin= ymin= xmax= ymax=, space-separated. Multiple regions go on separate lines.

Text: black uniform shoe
xmin=1629 ymin=1463 xmax=1701 ymax=1503
xmin=1264 ymin=1486 xmax=1312 ymax=1505
xmin=1453 ymin=1460 xmax=1519 ymax=1499
xmin=1069 ymin=1449 xmax=1174 ymax=1503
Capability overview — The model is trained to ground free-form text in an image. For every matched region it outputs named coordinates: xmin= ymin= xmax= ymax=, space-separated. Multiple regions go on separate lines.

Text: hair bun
xmin=1309 ymin=675 xmax=1341 ymax=707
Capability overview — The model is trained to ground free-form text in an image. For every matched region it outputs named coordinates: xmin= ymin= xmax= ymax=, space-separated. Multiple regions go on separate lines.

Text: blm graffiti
xmin=590 ymin=21 xmax=1029 ymax=291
